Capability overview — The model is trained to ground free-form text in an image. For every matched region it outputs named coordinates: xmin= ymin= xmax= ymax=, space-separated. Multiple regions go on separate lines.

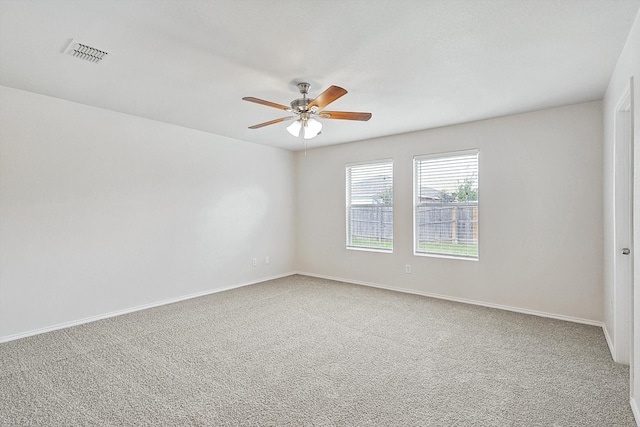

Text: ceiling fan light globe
xmin=303 ymin=118 xmax=322 ymax=139
xmin=286 ymin=120 xmax=302 ymax=137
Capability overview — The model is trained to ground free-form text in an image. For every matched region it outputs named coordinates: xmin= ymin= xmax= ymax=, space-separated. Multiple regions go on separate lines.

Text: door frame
xmin=613 ymin=82 xmax=633 ymax=365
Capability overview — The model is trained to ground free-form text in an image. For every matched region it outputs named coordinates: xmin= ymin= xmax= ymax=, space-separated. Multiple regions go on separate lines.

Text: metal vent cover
xmin=63 ymin=39 xmax=108 ymax=63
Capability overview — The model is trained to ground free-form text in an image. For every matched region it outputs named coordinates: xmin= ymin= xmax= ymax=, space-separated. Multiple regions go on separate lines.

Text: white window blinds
xmin=414 ymin=151 xmax=478 ymax=259
xmin=346 ymin=160 xmax=393 ymax=252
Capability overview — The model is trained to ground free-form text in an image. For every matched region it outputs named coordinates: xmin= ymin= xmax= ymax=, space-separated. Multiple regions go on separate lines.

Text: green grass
xmin=418 ymin=241 xmax=477 ymax=257
xmin=347 ymin=237 xmax=477 ymax=257
xmin=349 ymin=237 xmax=393 ymax=250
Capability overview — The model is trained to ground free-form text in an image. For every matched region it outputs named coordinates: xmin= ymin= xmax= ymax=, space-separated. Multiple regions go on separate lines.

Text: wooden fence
xmin=416 ymin=201 xmax=478 ymax=244
xmin=347 ymin=205 xmax=393 ymax=243
xmin=347 ymin=202 xmax=478 ymax=245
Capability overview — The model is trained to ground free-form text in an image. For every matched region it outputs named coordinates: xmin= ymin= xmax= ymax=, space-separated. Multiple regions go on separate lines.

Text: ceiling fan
xmin=242 ymin=82 xmax=372 ymax=140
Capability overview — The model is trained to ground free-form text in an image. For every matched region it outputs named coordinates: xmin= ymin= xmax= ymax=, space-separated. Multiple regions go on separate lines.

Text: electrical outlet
xmin=265 ymin=256 xmax=270 ymax=264
xmin=252 ymin=257 xmax=257 ymax=267
xmin=405 ymin=264 xmax=411 ymax=274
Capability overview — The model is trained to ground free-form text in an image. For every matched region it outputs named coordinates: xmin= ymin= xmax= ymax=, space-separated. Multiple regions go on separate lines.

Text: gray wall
xmin=296 ymin=101 xmax=603 ymax=323
xmin=0 ymin=86 xmax=296 ymax=340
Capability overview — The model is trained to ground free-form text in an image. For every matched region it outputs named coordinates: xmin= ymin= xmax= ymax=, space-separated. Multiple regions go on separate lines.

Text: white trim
xmin=0 ymin=272 xmax=296 ymax=343
xmin=345 ymin=159 xmax=394 ymax=252
xmin=413 ymin=149 xmax=480 ymax=261
xmin=346 ymin=246 xmax=393 ymax=254
xmin=297 ymin=271 xmax=604 ymax=327
xmin=612 ymin=80 xmax=634 ymax=365
xmin=604 ymin=323 xmax=617 ymax=360
xmin=615 ymin=81 xmax=632 ymax=113
xmin=413 ymin=252 xmax=479 ymax=261
xmin=413 ymin=148 xmax=479 ymax=161
xmin=2 ymin=270 xmax=604 ymax=344
xmin=345 ymin=157 xmax=394 ymax=168
xmin=631 ymin=397 xmax=640 ymax=426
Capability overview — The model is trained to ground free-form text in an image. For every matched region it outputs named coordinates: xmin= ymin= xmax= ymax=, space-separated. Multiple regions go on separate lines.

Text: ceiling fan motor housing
xmin=243 ymin=82 xmax=370 ymax=131
xmin=290 ymin=97 xmax=310 ymax=112
xmin=291 ymin=82 xmax=312 ymax=113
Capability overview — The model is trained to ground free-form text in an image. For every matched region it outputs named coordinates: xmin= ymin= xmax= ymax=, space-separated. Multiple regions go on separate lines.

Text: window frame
xmin=413 ymin=149 xmax=479 ymax=260
xmin=345 ymin=159 xmax=394 ymax=253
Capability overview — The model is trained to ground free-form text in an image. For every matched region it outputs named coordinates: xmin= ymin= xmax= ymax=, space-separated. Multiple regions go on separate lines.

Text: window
xmin=414 ymin=150 xmax=478 ymax=259
xmin=346 ymin=160 xmax=393 ymax=252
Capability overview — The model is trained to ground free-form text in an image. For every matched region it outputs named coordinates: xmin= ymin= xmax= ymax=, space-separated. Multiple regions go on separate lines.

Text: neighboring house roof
xmin=350 ymin=175 xmax=392 ymax=205
xmin=419 ymin=187 xmax=442 ymax=200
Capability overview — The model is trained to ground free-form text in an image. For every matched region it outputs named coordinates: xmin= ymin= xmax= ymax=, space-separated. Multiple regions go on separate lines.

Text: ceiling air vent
xmin=63 ymin=39 xmax=108 ymax=63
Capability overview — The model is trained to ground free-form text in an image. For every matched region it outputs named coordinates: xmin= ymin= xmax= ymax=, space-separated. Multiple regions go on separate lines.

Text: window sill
xmin=414 ymin=252 xmax=478 ymax=261
xmin=347 ymin=246 xmax=393 ymax=254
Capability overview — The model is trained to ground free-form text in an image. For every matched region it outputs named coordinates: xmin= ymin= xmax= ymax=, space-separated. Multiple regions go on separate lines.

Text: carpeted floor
xmin=0 ymin=275 xmax=634 ymax=426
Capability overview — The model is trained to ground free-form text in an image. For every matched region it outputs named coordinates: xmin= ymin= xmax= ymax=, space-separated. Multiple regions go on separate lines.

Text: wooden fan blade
xmin=248 ymin=116 xmax=296 ymax=129
xmin=242 ymin=97 xmax=290 ymax=111
xmin=319 ymin=111 xmax=372 ymax=121
xmin=307 ymin=86 xmax=348 ymax=110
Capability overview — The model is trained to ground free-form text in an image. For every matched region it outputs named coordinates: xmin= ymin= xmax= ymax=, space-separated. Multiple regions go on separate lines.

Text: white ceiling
xmin=1 ymin=0 xmax=639 ymax=151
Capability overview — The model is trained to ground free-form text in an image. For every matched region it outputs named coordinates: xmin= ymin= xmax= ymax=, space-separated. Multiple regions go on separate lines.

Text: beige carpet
xmin=0 ymin=274 xmax=634 ymax=426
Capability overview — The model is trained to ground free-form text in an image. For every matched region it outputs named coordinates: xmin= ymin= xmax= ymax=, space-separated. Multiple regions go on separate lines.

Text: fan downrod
xmin=242 ymin=82 xmax=371 ymax=131
xmin=291 ymin=82 xmax=312 ymax=112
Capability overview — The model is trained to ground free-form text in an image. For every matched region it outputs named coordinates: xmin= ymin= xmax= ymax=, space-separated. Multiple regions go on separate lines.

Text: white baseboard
xmin=603 ymin=324 xmax=617 ymax=361
xmin=631 ymin=397 xmax=640 ymax=426
xmin=1 ymin=271 xmax=604 ymax=343
xmin=0 ymin=272 xmax=296 ymax=343
xmin=296 ymin=271 xmax=604 ymax=327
